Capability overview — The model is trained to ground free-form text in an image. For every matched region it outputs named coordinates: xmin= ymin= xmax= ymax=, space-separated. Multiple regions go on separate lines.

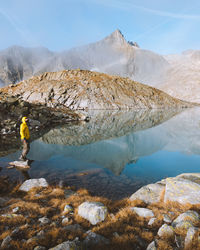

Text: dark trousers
xmin=21 ymin=139 xmax=30 ymax=159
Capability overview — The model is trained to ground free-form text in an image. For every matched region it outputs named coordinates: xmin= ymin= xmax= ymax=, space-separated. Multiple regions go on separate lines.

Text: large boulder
xmin=78 ymin=202 xmax=108 ymax=225
xmin=130 ymin=183 xmax=165 ymax=204
xmin=19 ymin=178 xmax=49 ymax=192
xmin=164 ymin=177 xmax=200 ymax=204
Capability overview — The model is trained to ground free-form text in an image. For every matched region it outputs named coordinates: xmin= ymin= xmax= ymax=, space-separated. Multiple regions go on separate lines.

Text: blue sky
xmin=0 ymin=0 xmax=200 ymax=54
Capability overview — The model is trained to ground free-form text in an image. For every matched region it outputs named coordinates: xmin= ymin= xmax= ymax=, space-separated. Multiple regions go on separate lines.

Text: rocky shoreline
xmin=0 ymin=173 xmax=200 ymax=249
xmin=0 ymin=92 xmax=87 ymax=157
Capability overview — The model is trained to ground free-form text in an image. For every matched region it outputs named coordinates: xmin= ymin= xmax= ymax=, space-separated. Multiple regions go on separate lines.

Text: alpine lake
xmin=1 ymin=107 xmax=200 ymax=200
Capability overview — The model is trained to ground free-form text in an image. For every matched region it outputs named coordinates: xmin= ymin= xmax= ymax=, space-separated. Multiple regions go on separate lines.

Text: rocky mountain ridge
xmin=0 ymin=30 xmax=199 ymax=103
xmin=1 ymin=69 xmax=192 ymax=110
xmin=0 ymin=30 xmax=169 ymax=87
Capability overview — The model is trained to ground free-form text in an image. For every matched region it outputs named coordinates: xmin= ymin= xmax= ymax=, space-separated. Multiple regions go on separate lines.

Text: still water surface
xmin=1 ymin=108 xmax=200 ymax=200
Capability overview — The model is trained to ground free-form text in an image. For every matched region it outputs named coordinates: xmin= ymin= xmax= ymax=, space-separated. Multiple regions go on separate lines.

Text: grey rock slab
xmin=19 ymin=178 xmax=49 ymax=192
xmin=78 ymin=201 xmax=108 ymax=225
xmin=164 ymin=177 xmax=200 ymax=204
xmin=184 ymin=226 xmax=198 ymax=249
xmin=157 ymin=224 xmax=174 ymax=238
xmin=38 ymin=217 xmax=50 ymax=225
xmin=83 ymin=231 xmax=110 ymax=246
xmin=131 ymin=207 xmax=154 ymax=218
xmin=172 ymin=210 xmax=200 ymax=226
xmin=130 ymin=183 xmax=165 ymax=204
xmin=49 ymin=240 xmax=81 ymax=250
xmin=146 ymin=241 xmax=157 ymax=250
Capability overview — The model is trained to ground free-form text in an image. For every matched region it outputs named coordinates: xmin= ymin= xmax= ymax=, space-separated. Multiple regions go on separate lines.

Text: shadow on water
xmin=2 ymin=107 xmax=200 ymax=199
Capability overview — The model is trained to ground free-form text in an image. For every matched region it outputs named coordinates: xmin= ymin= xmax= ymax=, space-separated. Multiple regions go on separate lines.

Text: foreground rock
xmin=164 ymin=175 xmax=200 ymax=204
xmin=130 ymin=182 xmax=165 ymax=204
xmin=130 ymin=173 xmax=200 ymax=205
xmin=1 ymin=69 xmax=193 ymax=110
xmin=131 ymin=207 xmax=154 ymax=218
xmin=78 ymin=201 xmax=108 ymax=225
xmin=19 ymin=178 xmax=49 ymax=192
xmin=49 ymin=239 xmax=81 ymax=250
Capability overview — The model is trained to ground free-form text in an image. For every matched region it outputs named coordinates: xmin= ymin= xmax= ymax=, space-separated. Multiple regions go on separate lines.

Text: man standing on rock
xmin=19 ymin=116 xmax=30 ymax=161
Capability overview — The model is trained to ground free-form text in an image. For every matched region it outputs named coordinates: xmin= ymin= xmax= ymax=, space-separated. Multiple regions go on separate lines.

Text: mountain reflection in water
xmin=1 ymin=108 xmax=200 ymax=200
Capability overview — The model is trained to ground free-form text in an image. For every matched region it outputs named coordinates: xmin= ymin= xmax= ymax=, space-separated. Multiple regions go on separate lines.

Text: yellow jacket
xmin=20 ymin=117 xmax=30 ymax=140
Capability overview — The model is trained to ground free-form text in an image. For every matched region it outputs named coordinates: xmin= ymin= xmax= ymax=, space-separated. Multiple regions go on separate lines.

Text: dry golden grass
xmin=1 ymin=185 xmax=200 ymax=249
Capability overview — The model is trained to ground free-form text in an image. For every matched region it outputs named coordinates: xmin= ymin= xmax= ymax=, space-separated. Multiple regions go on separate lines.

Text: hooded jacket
xmin=20 ymin=117 xmax=30 ymax=140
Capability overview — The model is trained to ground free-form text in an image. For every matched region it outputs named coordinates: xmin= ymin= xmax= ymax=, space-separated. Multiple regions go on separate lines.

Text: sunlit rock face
xmin=159 ymin=51 xmax=200 ymax=103
xmin=1 ymin=69 xmax=190 ymax=110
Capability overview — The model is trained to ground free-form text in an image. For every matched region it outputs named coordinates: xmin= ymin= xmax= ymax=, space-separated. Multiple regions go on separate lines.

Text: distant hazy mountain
xmin=0 ymin=30 xmax=199 ymax=103
xmin=0 ymin=30 xmax=168 ymax=87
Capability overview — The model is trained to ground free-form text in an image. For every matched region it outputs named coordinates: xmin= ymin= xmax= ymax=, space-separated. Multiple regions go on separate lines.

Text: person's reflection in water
xmin=17 ymin=159 xmax=34 ymax=181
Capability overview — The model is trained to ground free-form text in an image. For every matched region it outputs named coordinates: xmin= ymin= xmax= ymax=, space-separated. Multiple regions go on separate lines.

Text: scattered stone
xmin=157 ymin=224 xmax=174 ymax=238
xmin=113 ymin=232 xmax=119 ymax=237
xmin=64 ymin=189 xmax=76 ymax=198
xmin=78 ymin=201 xmax=108 ymax=225
xmin=49 ymin=239 xmax=82 ymax=250
xmin=62 ymin=217 xmax=69 ymax=226
xmin=83 ymin=231 xmax=110 ymax=246
xmin=148 ymin=217 xmax=156 ymax=226
xmin=164 ymin=177 xmax=200 ymax=204
xmin=1 ymin=235 xmax=12 ymax=248
xmin=130 ymin=183 xmax=165 ymax=204
xmin=11 ymin=227 xmax=20 ymax=237
xmin=1 ymin=213 xmax=19 ymax=218
xmin=38 ymin=217 xmax=50 ymax=225
xmin=37 ymin=230 xmax=45 ymax=237
xmin=63 ymin=204 xmax=73 ymax=214
xmin=19 ymin=178 xmax=49 ymax=192
xmin=12 ymin=207 xmax=19 ymax=213
xmin=184 ymin=226 xmax=198 ymax=248
xmin=27 ymin=237 xmax=40 ymax=245
xmin=146 ymin=240 xmax=157 ymax=250
xmin=131 ymin=207 xmax=154 ymax=218
xmin=34 ymin=246 xmax=46 ymax=250
xmin=163 ymin=214 xmax=172 ymax=223
xmin=172 ymin=210 xmax=200 ymax=226
xmin=175 ymin=235 xmax=184 ymax=249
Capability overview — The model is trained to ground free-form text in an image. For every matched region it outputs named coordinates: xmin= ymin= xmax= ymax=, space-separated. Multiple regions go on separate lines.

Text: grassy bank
xmin=0 ymin=177 xmax=200 ymax=249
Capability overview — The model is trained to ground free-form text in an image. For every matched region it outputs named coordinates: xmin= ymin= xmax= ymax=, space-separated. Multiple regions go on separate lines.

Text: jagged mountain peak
xmin=103 ymin=29 xmax=128 ymax=47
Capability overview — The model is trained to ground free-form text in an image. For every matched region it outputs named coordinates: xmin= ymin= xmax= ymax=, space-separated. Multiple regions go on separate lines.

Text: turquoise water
xmin=1 ymin=108 xmax=200 ymax=200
